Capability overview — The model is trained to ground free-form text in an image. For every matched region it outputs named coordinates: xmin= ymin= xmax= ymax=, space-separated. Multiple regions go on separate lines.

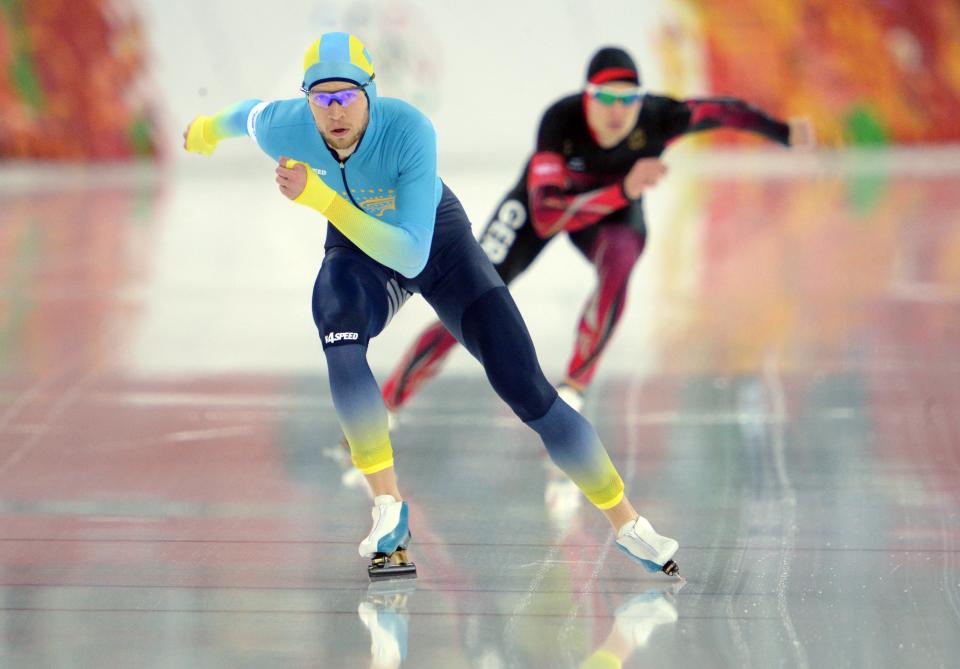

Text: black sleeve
xmin=654 ymin=94 xmax=791 ymax=146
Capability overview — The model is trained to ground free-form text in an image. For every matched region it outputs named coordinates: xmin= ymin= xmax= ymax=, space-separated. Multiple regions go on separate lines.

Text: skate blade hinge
xmin=368 ymin=548 xmax=417 ymax=580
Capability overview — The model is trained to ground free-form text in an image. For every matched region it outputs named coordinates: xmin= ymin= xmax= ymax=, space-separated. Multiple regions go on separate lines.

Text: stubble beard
xmin=322 ymin=117 xmax=369 ymax=153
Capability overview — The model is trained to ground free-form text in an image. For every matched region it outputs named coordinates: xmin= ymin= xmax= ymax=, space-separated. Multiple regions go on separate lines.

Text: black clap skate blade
xmin=660 ymin=559 xmax=680 ymax=576
xmin=368 ymin=548 xmax=417 ymax=581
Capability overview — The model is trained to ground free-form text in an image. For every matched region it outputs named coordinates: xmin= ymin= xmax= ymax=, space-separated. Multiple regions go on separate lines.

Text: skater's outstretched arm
xmin=182 ymin=100 xmax=262 ymax=155
xmin=661 ymin=95 xmax=816 ymax=148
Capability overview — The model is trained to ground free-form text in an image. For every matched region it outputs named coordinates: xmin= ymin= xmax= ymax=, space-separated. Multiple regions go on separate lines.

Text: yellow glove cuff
xmin=185 ymin=116 xmax=219 ymax=156
xmin=286 ymin=159 xmax=336 ymax=213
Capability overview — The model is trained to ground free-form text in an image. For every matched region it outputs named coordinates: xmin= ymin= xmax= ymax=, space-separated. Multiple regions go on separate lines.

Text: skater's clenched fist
xmin=622 ymin=157 xmax=667 ymax=200
xmin=183 ymin=116 xmax=219 ymax=155
xmin=276 ymin=157 xmax=307 ymax=200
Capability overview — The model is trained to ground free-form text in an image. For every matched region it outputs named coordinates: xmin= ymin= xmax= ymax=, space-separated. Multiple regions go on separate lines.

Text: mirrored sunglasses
xmin=586 ymin=84 xmax=645 ymax=106
xmin=301 ymin=83 xmax=368 ymax=108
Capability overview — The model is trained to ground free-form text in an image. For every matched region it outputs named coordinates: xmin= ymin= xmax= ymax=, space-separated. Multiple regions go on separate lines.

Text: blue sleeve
xmin=389 ymin=114 xmax=438 ymax=276
xmin=205 ymin=99 xmax=261 ymax=141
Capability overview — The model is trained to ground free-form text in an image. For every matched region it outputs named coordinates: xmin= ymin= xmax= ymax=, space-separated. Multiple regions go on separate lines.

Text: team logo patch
xmin=359 ymin=196 xmax=397 ymax=217
xmin=324 ymin=331 xmax=359 ymax=344
xmin=628 ymin=128 xmax=646 ymax=150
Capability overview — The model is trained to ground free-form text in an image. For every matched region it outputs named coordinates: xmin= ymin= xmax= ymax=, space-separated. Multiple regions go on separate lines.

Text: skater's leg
xmin=448 ymin=284 xmax=677 ymax=572
xmin=424 ymin=237 xmax=626 ymax=512
xmin=420 ymin=194 xmax=677 ymax=573
xmin=564 ymin=225 xmax=646 ymax=390
xmin=314 ymin=251 xmax=398 ymax=493
xmin=517 ymin=382 xmax=677 ymax=571
xmin=325 ymin=345 xmax=400 ymax=498
xmin=314 ymin=253 xmax=416 ymax=573
xmin=380 ymin=188 xmax=547 ymax=413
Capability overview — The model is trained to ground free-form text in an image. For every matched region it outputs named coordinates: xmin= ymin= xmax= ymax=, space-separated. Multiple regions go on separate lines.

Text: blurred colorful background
xmin=2 ymin=0 xmax=959 ymax=161
xmin=685 ymin=0 xmax=960 ymax=146
xmin=2 ymin=4 xmax=960 ymax=666
xmin=0 ymin=0 xmax=159 ymax=159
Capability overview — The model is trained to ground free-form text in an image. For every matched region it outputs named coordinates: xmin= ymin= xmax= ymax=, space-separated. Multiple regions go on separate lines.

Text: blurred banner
xmin=0 ymin=0 xmax=159 ymax=159
xmin=686 ymin=0 xmax=960 ymax=146
xmin=1 ymin=1 xmax=958 ymax=162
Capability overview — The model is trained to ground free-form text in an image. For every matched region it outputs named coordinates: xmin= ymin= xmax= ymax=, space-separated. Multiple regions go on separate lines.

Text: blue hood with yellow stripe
xmin=302 ymin=32 xmax=378 ymax=100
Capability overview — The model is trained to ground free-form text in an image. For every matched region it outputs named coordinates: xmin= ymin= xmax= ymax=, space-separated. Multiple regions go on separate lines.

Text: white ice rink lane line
xmin=907 ymin=371 xmax=960 ymax=658
xmin=0 ymin=369 xmax=99 ymax=478
xmin=0 ymin=328 xmax=104 ymax=477
xmin=0 ymin=352 xmax=90 ymax=435
xmin=161 ymin=426 xmax=254 ymax=443
xmin=764 ymin=353 xmax=810 ymax=669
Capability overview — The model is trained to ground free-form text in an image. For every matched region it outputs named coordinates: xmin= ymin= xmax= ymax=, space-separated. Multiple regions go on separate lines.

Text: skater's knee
xmin=313 ymin=264 xmax=385 ymax=348
xmin=593 ymin=228 xmax=645 ymax=281
xmin=599 ymin=248 xmax=642 ymax=285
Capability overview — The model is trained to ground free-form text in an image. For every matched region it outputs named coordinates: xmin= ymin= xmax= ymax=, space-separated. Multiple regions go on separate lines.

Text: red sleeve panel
xmin=526 ymin=151 xmax=630 ymax=238
xmin=684 ymin=97 xmax=790 ymax=145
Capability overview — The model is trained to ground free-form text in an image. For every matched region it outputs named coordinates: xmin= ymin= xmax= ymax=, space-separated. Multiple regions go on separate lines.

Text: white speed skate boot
xmin=616 ymin=515 xmax=680 ymax=575
xmin=360 ymin=495 xmax=416 ymax=580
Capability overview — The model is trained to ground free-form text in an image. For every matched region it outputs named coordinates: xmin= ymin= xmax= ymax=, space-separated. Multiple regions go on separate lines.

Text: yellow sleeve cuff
xmin=286 ymin=159 xmax=337 ymax=213
xmin=185 ymin=116 xmax=219 ymax=156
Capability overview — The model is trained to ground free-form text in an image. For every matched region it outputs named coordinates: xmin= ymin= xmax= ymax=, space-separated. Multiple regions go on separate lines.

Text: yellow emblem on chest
xmin=360 ymin=195 xmax=397 ymax=217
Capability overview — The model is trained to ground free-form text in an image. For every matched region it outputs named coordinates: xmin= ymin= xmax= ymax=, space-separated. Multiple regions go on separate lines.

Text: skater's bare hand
xmin=276 ymin=156 xmax=307 ymax=200
xmin=788 ymin=117 xmax=817 ymax=150
xmin=622 ymin=157 xmax=667 ymax=200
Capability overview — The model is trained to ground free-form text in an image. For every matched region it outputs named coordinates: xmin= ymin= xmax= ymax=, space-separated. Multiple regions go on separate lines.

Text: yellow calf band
xmin=593 ymin=489 xmax=625 ymax=510
xmin=287 ymin=159 xmax=337 ymax=213
xmin=185 ymin=116 xmax=219 ymax=155
xmin=358 ymin=458 xmax=395 ymax=475
xmin=580 ymin=649 xmax=622 ymax=669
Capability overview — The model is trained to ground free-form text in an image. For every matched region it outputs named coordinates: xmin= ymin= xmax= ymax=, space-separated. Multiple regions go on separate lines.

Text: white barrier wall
xmin=135 ymin=0 xmax=703 ymax=167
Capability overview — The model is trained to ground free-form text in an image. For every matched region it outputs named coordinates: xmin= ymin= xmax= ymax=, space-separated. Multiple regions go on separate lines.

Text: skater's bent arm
xmin=526 ymin=152 xmax=632 ymax=238
xmin=281 ymin=142 xmax=435 ymax=278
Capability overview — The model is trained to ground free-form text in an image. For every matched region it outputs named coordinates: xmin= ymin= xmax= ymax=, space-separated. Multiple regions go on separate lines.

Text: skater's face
xmin=584 ymin=82 xmax=643 ymax=148
xmin=305 ymin=80 xmax=370 ymax=153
